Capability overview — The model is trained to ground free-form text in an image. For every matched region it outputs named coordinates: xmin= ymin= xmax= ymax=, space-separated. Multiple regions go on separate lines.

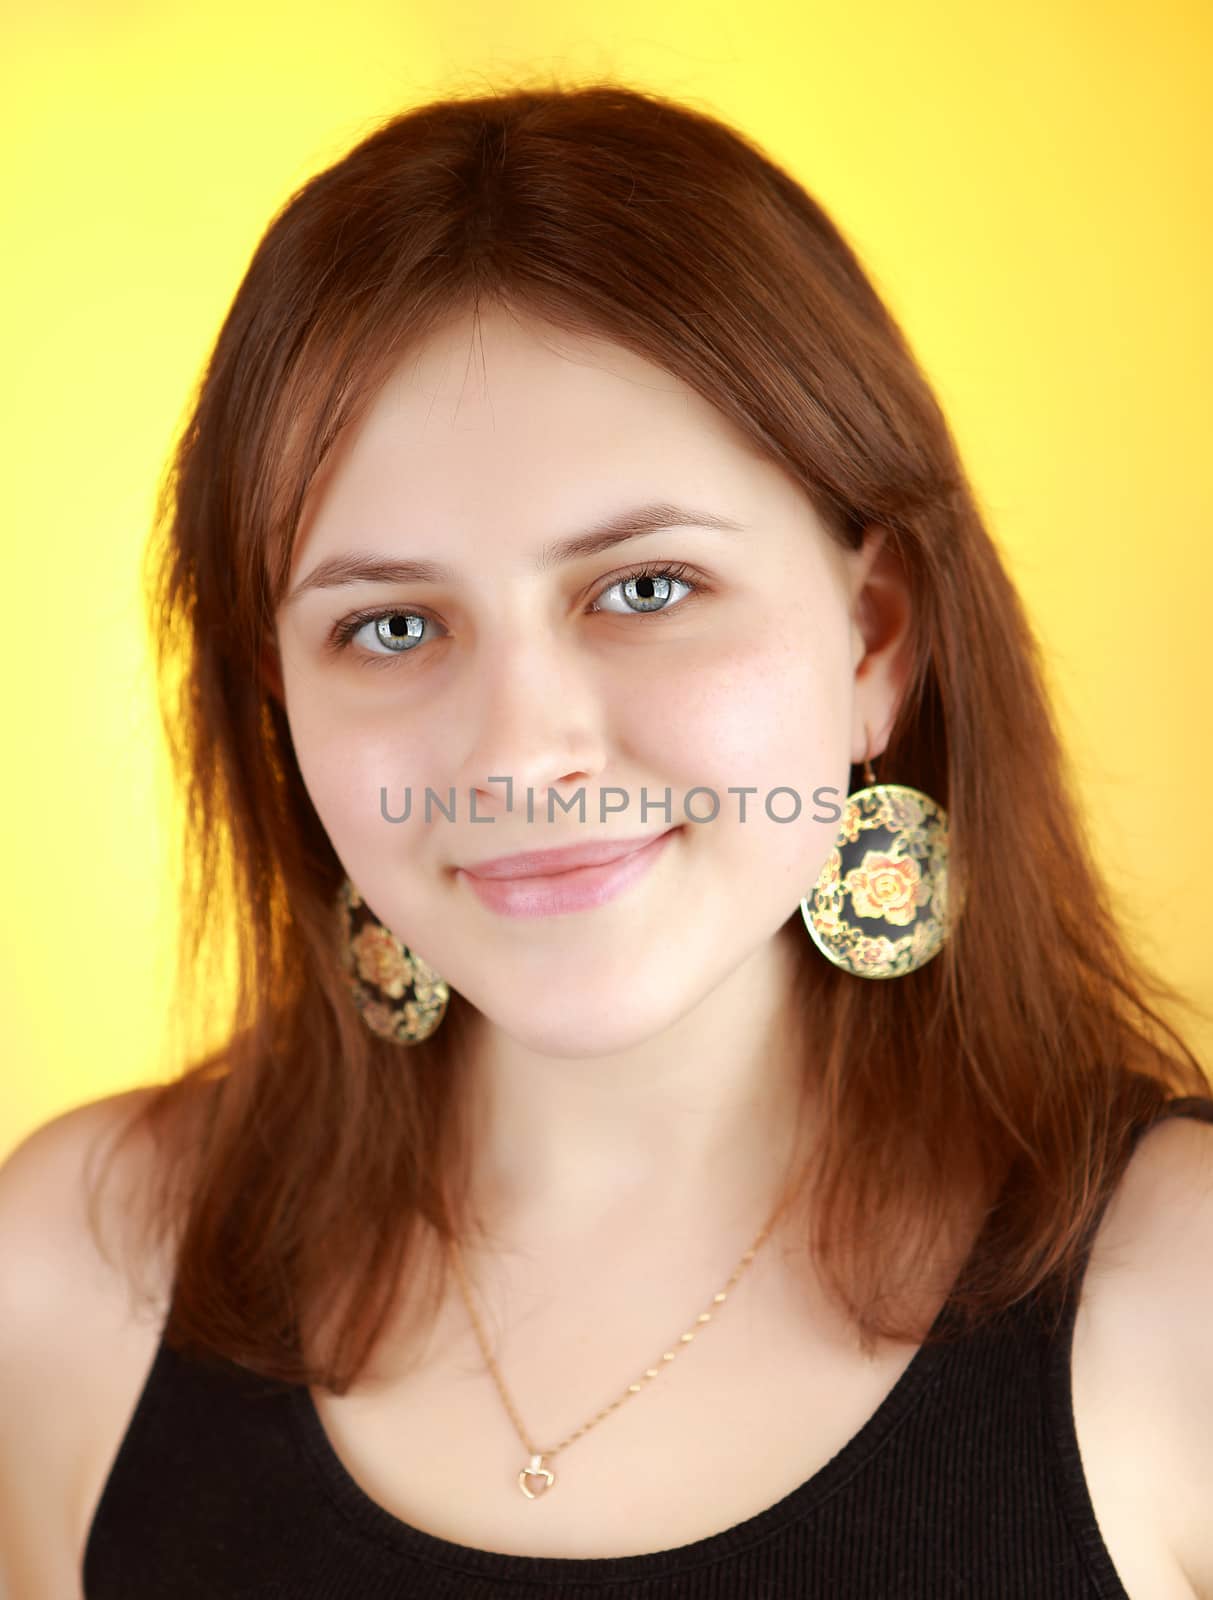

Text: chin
xmin=471 ymin=996 xmax=688 ymax=1061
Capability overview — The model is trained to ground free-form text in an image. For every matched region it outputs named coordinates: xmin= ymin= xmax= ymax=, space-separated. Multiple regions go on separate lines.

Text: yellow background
xmin=3 ymin=0 xmax=1209 ymax=1159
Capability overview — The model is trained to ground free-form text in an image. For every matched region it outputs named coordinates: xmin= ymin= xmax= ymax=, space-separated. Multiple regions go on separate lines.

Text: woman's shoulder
xmin=1073 ymin=1095 xmax=1213 ymax=1600
xmin=0 ymin=1085 xmax=176 ymax=1310
xmin=0 ymin=1087 xmax=174 ymax=1592
xmin=1090 ymin=1097 xmax=1213 ymax=1288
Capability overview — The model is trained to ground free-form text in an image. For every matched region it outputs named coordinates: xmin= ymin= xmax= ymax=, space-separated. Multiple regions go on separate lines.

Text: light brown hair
xmin=93 ymin=76 xmax=1211 ymax=1391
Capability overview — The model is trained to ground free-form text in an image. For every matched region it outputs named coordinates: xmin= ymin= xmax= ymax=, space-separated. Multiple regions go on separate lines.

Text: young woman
xmin=2 ymin=80 xmax=1210 ymax=1600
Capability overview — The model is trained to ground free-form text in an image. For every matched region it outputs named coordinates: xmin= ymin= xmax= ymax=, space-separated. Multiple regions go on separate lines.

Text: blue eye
xmin=329 ymin=609 xmax=436 ymax=660
xmin=590 ymin=562 xmax=697 ymax=618
xmin=330 ymin=559 xmax=701 ymax=666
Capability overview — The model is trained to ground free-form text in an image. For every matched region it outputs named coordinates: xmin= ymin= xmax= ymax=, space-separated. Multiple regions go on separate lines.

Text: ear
xmin=846 ymin=525 xmax=914 ymax=765
xmin=260 ymin=635 xmax=285 ymax=705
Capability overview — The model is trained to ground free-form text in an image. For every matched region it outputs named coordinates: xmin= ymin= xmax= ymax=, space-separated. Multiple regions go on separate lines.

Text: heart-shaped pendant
xmin=518 ymin=1453 xmax=556 ymax=1498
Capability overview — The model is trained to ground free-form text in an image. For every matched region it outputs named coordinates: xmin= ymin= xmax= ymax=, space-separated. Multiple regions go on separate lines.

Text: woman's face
xmin=273 ymin=305 xmax=908 ymax=1057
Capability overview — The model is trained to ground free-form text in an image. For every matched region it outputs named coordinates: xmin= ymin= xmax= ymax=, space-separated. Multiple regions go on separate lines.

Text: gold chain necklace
xmin=446 ymin=1194 xmax=790 ymax=1499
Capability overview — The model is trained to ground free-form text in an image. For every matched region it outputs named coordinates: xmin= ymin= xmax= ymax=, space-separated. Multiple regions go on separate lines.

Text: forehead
xmin=400 ymin=304 xmax=686 ymax=414
xmin=327 ymin=306 xmax=748 ymax=480
xmin=288 ymin=303 xmax=833 ymax=582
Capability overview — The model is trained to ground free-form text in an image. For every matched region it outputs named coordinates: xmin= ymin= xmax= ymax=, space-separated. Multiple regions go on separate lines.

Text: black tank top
xmin=83 ymin=1095 xmax=1213 ymax=1598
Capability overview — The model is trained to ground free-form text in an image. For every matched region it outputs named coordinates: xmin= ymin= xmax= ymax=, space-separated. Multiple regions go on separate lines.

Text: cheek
xmin=651 ymin=634 xmax=853 ymax=888
xmin=287 ymin=714 xmax=450 ymax=939
xmin=283 ymin=685 xmax=424 ymax=864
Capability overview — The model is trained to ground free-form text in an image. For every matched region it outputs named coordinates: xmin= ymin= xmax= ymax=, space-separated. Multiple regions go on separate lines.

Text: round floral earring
xmin=336 ymin=878 xmax=450 ymax=1043
xmin=800 ymin=741 xmax=953 ymax=979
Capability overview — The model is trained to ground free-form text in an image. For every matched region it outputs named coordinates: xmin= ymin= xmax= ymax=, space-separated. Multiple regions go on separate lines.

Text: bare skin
xmin=0 ymin=1086 xmax=1211 ymax=1596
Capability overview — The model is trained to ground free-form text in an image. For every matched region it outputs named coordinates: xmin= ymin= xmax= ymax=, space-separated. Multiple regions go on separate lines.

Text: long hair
xmin=91 ymin=75 xmax=1211 ymax=1390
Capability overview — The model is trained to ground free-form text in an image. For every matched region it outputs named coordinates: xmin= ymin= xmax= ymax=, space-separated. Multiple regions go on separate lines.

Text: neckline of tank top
xmin=285 ymin=1270 xmax=979 ymax=1581
xmin=285 ymin=1094 xmax=1213 ymax=1580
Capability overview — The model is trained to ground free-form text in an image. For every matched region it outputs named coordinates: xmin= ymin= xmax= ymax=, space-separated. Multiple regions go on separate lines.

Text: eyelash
xmin=328 ymin=560 xmax=705 ymax=667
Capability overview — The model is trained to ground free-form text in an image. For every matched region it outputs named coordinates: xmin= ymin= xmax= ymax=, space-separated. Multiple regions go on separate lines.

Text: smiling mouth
xmin=458 ymin=829 xmax=675 ymax=880
xmin=454 ymin=827 xmax=680 ymax=918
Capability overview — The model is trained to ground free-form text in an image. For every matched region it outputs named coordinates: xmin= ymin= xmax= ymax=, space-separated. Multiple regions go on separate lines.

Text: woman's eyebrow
xmin=283 ymin=501 xmax=746 ymax=605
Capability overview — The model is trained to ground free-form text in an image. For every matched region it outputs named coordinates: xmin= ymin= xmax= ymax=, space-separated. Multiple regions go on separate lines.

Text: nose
xmin=451 ymin=627 xmax=608 ymax=821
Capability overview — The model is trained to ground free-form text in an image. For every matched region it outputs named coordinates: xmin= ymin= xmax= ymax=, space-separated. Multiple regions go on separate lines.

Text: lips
xmin=457 ymin=826 xmax=678 ymax=919
xmin=460 ymin=830 xmax=674 ymax=880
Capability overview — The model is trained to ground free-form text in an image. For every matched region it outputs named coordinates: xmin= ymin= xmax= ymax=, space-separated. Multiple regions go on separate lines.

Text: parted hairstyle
xmin=89 ymin=74 xmax=1211 ymax=1391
